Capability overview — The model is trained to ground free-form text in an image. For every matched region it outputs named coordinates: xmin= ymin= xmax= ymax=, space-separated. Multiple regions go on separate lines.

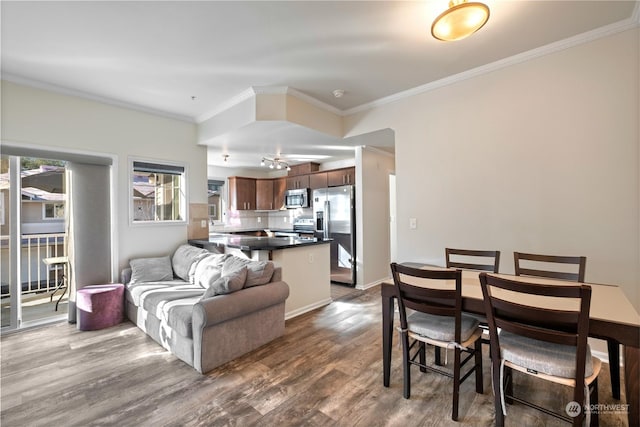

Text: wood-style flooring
xmin=0 ymin=286 xmax=628 ymax=426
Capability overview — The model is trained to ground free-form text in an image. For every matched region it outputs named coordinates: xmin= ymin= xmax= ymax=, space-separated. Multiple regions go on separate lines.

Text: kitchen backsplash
xmin=211 ymin=208 xmax=313 ymax=232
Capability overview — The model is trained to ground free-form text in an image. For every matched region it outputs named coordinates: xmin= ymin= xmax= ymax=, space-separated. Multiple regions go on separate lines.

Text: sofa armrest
xmin=121 ymin=268 xmax=132 ymax=285
xmin=193 ymin=281 xmax=289 ymax=329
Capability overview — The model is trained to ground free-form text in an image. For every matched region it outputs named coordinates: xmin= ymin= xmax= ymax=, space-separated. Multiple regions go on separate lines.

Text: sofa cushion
xmin=130 ymin=282 xmax=205 ymax=339
xmin=129 ymin=256 xmax=174 ymax=283
xmin=172 ymin=244 xmax=210 ymax=282
xmin=191 ymin=253 xmax=230 ymax=286
xmin=221 ymin=256 xmax=275 ymax=288
xmin=126 ymin=280 xmax=187 ymax=305
xmin=202 ymin=266 xmax=248 ymax=299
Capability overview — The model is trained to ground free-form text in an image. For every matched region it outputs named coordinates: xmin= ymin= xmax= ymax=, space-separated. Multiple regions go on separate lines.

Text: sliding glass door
xmin=1 ymin=155 xmax=68 ymax=331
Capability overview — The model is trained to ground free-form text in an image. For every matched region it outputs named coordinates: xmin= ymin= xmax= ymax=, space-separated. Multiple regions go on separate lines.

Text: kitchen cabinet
xmin=309 ymin=172 xmax=328 ymax=189
xmin=286 ymin=174 xmax=310 ymax=190
xmin=256 ymin=179 xmax=274 ymax=210
xmin=327 ymin=167 xmax=355 ymax=187
xmin=273 ymin=178 xmax=286 ymax=210
xmin=228 ymin=177 xmax=256 ymax=210
xmin=289 ymin=162 xmax=319 ymax=176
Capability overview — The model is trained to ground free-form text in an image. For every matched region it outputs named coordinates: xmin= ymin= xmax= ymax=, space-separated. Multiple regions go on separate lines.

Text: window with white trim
xmin=131 ymin=160 xmax=186 ymax=223
xmin=43 ymin=202 xmax=65 ymax=220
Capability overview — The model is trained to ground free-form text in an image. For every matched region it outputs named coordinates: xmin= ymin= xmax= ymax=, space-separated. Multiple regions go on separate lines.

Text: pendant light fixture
xmin=431 ymin=0 xmax=490 ymax=42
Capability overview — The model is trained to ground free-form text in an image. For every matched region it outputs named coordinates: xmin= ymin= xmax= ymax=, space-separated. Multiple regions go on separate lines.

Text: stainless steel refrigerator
xmin=312 ymin=185 xmax=356 ymax=286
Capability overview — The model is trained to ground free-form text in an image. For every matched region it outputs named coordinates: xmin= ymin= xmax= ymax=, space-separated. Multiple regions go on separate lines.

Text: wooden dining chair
xmin=513 ymin=252 xmax=586 ymax=282
xmin=390 ymin=262 xmax=483 ymax=421
xmin=479 ymin=272 xmax=600 ymax=427
xmin=514 ymin=252 xmax=620 ymax=401
xmin=445 ymin=248 xmax=500 ymax=350
xmin=446 ymin=248 xmax=501 ymax=273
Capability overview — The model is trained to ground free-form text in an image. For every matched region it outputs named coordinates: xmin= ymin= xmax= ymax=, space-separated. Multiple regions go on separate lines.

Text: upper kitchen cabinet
xmin=289 ymin=162 xmax=319 ymax=176
xmin=327 ymin=167 xmax=355 ymax=187
xmin=228 ymin=177 xmax=256 ymax=210
xmin=273 ymin=178 xmax=286 ymax=210
xmin=286 ymin=174 xmax=310 ymax=190
xmin=256 ymin=179 xmax=274 ymax=210
xmin=309 ymin=172 xmax=328 ymax=189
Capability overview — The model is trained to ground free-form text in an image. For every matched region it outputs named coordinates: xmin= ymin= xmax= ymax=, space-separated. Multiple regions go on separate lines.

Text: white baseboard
xmin=285 ymin=298 xmax=332 ymax=320
xmin=356 ymin=277 xmax=391 ymax=291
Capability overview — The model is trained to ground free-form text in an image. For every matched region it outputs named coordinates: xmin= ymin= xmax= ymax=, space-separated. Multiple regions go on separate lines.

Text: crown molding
xmin=195 ymin=87 xmax=256 ymax=123
xmin=197 ymin=85 xmax=343 ymax=124
xmin=252 ymin=85 xmax=288 ymax=95
xmin=344 ymin=15 xmax=640 ymax=116
xmin=1 ymin=73 xmax=195 ymax=123
xmin=285 ymin=87 xmax=344 ymax=116
xmin=362 ymin=145 xmax=395 ymax=158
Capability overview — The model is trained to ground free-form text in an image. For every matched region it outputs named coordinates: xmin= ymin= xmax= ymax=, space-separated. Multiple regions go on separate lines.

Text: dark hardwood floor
xmin=1 ymin=286 xmax=627 ymax=426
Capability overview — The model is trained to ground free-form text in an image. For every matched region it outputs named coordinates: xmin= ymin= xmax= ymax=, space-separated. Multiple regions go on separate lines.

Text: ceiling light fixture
xmin=261 ymin=157 xmax=291 ymax=171
xmin=431 ymin=0 xmax=490 ymax=42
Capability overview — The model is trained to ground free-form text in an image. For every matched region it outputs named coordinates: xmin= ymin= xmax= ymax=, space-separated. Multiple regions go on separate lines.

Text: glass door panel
xmin=1 ymin=155 xmax=13 ymax=327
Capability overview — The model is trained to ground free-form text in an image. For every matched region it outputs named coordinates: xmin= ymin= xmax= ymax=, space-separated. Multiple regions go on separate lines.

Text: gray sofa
xmin=122 ymin=244 xmax=289 ymax=374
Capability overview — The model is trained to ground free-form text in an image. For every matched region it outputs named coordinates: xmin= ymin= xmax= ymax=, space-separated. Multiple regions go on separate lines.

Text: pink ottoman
xmin=76 ymin=284 xmax=124 ymax=331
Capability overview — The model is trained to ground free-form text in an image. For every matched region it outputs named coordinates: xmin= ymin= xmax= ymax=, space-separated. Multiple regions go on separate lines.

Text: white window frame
xmin=129 ymin=157 xmax=188 ymax=226
xmin=42 ymin=202 xmax=65 ymax=220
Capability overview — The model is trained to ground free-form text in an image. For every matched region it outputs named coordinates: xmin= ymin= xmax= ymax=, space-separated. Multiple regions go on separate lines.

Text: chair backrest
xmin=390 ymin=262 xmax=463 ymax=343
xmin=479 ymin=272 xmax=592 ymax=384
xmin=445 ymin=248 xmax=500 ymax=273
xmin=514 ymin=252 xmax=586 ymax=282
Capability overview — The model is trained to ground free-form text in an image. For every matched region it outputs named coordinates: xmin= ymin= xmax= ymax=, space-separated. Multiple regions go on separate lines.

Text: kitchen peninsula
xmin=190 ymin=235 xmax=331 ymax=319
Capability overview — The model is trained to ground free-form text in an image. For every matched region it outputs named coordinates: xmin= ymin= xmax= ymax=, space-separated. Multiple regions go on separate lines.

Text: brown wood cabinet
xmin=309 ymin=172 xmax=328 ymax=189
xmin=288 ymin=162 xmax=319 ymax=176
xmin=256 ymin=179 xmax=274 ymax=210
xmin=286 ymin=175 xmax=310 ymax=190
xmin=228 ymin=177 xmax=256 ymax=210
xmin=273 ymin=178 xmax=287 ymax=210
xmin=327 ymin=167 xmax=355 ymax=187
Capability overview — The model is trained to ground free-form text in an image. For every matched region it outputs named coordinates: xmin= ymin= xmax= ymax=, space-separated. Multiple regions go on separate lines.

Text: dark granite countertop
xmin=209 ymin=228 xmax=295 ymax=234
xmin=189 ymin=235 xmax=331 ymax=251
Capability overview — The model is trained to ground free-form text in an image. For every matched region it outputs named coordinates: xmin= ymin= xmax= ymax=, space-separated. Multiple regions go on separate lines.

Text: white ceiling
xmin=2 ymin=1 xmax=638 ymax=169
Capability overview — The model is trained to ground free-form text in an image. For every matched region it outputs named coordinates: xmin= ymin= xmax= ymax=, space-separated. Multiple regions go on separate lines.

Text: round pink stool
xmin=76 ymin=284 xmax=124 ymax=331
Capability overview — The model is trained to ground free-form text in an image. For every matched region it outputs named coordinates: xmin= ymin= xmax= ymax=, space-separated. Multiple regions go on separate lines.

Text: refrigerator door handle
xmin=323 ymin=200 xmax=330 ymax=240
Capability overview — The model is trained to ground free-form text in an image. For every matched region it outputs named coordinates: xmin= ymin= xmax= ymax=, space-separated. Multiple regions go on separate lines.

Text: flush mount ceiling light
xmin=431 ymin=0 xmax=490 ymax=42
xmin=261 ymin=157 xmax=291 ymax=171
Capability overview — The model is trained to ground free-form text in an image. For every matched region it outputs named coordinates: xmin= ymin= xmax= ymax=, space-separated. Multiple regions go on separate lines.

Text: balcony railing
xmin=0 ymin=233 xmax=67 ymax=298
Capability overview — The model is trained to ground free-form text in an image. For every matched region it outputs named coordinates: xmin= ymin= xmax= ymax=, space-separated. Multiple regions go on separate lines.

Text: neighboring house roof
xmin=0 ymin=165 xmax=65 ymax=193
xmin=133 ymin=182 xmax=155 ymax=198
xmin=21 ymin=187 xmax=65 ymax=202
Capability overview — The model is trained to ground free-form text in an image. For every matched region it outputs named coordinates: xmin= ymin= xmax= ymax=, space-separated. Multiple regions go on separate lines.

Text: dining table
xmin=381 ymin=267 xmax=640 ymax=426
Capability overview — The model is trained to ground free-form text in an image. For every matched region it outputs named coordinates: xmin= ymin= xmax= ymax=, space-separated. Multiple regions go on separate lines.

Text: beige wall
xmin=1 ymin=81 xmax=207 ymax=276
xmin=355 ymin=147 xmax=395 ymax=288
xmin=344 ymin=28 xmax=640 ymax=310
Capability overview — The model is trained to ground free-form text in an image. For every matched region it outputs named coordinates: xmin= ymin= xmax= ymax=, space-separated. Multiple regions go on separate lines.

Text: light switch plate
xmin=409 ymin=218 xmax=417 ymax=229
xmin=201 ymin=220 xmax=207 ymax=228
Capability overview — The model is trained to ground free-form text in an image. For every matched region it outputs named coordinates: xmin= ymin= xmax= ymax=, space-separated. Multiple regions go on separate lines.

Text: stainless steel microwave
xmin=284 ymin=188 xmax=310 ymax=209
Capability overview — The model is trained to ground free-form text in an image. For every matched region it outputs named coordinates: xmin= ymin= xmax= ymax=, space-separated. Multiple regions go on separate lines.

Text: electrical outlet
xmin=409 ymin=218 xmax=417 ymax=229
xmin=283 ymin=217 xmax=287 ymax=223
xmin=200 ymin=220 xmax=207 ymax=228
xmin=308 ymin=253 xmax=314 ymax=263
xmin=257 ymin=217 xmax=261 ymax=223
